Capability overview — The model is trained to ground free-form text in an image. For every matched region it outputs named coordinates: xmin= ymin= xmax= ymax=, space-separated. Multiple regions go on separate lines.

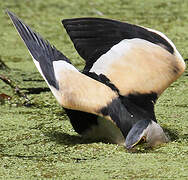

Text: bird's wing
xmin=7 ymin=11 xmax=118 ymax=118
xmin=62 ymin=18 xmax=176 ymax=71
xmin=62 ymin=18 xmax=186 ymax=97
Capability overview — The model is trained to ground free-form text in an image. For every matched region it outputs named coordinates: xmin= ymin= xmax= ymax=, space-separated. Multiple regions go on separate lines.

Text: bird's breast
xmin=82 ymin=116 xmax=125 ymax=145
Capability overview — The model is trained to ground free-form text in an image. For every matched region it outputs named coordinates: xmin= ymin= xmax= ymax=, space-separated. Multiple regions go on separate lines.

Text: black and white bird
xmin=7 ymin=10 xmax=186 ymax=149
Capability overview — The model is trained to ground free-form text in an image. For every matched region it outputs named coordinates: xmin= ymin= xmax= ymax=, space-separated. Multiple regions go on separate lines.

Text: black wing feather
xmin=7 ymin=10 xmax=70 ymax=89
xmin=62 ymin=18 xmax=174 ymax=71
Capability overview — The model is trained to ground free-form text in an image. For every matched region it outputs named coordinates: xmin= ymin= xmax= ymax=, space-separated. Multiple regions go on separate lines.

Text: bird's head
xmin=125 ymin=120 xmax=169 ymax=149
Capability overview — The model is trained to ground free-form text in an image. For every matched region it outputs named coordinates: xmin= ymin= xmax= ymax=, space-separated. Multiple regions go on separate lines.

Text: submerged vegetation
xmin=0 ymin=0 xmax=188 ymax=179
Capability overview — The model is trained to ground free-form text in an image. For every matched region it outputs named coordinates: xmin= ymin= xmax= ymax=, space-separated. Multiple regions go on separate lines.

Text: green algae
xmin=0 ymin=0 xmax=188 ymax=179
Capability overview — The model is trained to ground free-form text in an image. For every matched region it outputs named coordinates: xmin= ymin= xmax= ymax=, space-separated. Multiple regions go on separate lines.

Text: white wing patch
xmin=90 ymin=38 xmax=186 ymax=96
xmin=90 ymin=39 xmax=132 ymax=74
xmin=53 ymin=60 xmax=78 ymax=82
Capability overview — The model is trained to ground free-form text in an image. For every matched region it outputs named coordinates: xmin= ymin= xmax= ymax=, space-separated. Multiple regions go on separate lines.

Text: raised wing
xmin=62 ymin=18 xmax=186 ymax=97
xmin=7 ymin=11 xmax=118 ymax=117
xmin=62 ymin=18 xmax=175 ymax=71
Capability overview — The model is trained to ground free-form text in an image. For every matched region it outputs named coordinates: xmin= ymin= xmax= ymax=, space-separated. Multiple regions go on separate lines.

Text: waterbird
xmin=7 ymin=10 xmax=186 ymax=149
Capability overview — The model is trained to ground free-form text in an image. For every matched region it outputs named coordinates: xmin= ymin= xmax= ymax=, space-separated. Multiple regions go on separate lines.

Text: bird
xmin=7 ymin=10 xmax=186 ymax=149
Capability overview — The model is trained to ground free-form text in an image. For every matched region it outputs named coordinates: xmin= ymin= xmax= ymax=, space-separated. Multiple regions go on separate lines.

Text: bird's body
xmin=7 ymin=11 xmax=186 ymax=149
